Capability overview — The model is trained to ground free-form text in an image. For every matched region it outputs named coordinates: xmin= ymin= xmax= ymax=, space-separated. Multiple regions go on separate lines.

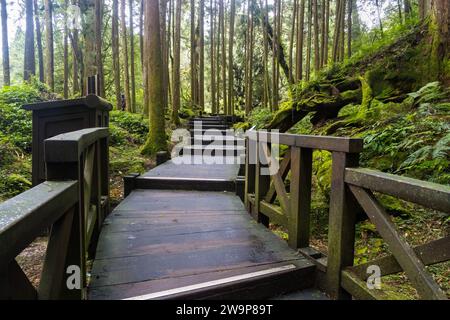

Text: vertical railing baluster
xmin=289 ymin=146 xmax=313 ymax=249
xmin=254 ymin=134 xmax=270 ymax=227
xmin=244 ymin=136 xmax=255 ymax=211
xmin=326 ymin=151 xmax=360 ymax=300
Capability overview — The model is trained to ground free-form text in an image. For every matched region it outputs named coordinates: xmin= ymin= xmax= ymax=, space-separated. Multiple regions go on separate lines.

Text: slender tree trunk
xmin=139 ymin=0 xmax=144 ymax=69
xmin=305 ymin=0 xmax=312 ymax=80
xmin=313 ymin=0 xmax=320 ymax=72
xmin=44 ymin=0 xmax=54 ymax=90
xmin=1 ymin=0 xmax=10 ymax=86
xmin=210 ymin=0 xmax=216 ymax=114
xmin=272 ymin=0 xmax=278 ymax=109
xmin=246 ymin=0 xmax=254 ymax=115
xmin=142 ymin=0 xmax=167 ymax=155
xmin=227 ymin=0 xmax=236 ymax=115
xmin=289 ymin=0 xmax=297 ymax=84
xmin=190 ymin=0 xmax=196 ymax=106
xmin=63 ymin=0 xmax=69 ymax=98
xmin=95 ymin=0 xmax=104 ymax=96
xmin=34 ymin=0 xmax=44 ymax=83
xmin=142 ymin=0 xmax=149 ymax=115
xmin=129 ymin=0 xmax=136 ymax=111
xmin=82 ymin=0 xmax=96 ymax=94
xmin=261 ymin=0 xmax=269 ymax=109
xmin=347 ymin=0 xmax=352 ymax=58
xmin=219 ymin=0 xmax=227 ymax=113
xmin=172 ymin=0 xmax=181 ymax=124
xmin=198 ymin=0 xmax=205 ymax=111
xmin=404 ymin=0 xmax=412 ymax=18
xmin=296 ymin=0 xmax=305 ymax=81
xmin=120 ymin=0 xmax=131 ymax=110
xmin=324 ymin=0 xmax=329 ymax=64
xmin=160 ymin=0 xmax=168 ymax=111
xmin=112 ymin=0 xmax=121 ymax=109
xmin=24 ymin=0 xmax=35 ymax=81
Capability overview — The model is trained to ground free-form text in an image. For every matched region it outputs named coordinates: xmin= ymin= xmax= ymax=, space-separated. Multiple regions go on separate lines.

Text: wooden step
xmin=188 ymin=123 xmax=230 ymax=130
xmin=123 ymin=260 xmax=316 ymax=300
xmin=191 ymin=136 xmax=245 ymax=146
xmin=177 ymin=145 xmax=245 ymax=157
xmin=134 ymin=176 xmax=236 ymax=192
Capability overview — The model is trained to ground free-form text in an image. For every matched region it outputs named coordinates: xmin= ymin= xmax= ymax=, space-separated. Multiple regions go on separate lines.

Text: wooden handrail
xmin=0 ymin=128 xmax=110 ymax=300
xmin=243 ymin=130 xmax=449 ymax=300
xmin=247 ymin=131 xmax=363 ymax=153
xmin=0 ymin=181 xmax=78 ymax=264
xmin=345 ymin=168 xmax=450 ymax=214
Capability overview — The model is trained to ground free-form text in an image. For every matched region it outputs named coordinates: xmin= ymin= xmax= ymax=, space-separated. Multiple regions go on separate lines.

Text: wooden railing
xmin=0 ymin=128 xmax=109 ymax=300
xmin=244 ymin=131 xmax=449 ymax=300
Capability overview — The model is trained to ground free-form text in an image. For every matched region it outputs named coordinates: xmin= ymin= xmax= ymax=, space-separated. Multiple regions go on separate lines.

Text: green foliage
xmin=0 ymin=173 xmax=32 ymax=199
xmin=246 ymin=106 xmax=275 ymax=129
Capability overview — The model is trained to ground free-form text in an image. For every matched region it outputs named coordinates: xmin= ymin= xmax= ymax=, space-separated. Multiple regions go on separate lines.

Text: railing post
xmin=326 ymin=151 xmax=360 ymax=300
xmin=289 ymin=147 xmax=312 ymax=249
xmin=254 ymin=136 xmax=270 ymax=227
xmin=244 ymin=135 xmax=255 ymax=211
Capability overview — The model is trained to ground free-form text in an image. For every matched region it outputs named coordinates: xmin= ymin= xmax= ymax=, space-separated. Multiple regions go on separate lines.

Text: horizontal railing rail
xmin=244 ymin=130 xmax=449 ymax=300
xmin=0 ymin=128 xmax=109 ymax=300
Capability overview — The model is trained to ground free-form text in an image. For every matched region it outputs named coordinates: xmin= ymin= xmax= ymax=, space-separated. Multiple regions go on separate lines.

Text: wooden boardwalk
xmin=88 ymin=118 xmax=316 ymax=300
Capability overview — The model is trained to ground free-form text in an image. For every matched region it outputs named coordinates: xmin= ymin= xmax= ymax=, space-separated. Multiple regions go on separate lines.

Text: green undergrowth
xmin=0 ymin=83 xmax=152 ymax=204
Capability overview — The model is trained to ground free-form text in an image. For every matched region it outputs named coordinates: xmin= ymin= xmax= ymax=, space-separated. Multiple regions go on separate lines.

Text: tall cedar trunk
xmin=142 ymin=0 xmax=149 ymax=115
xmin=431 ymin=0 xmax=450 ymax=76
xmin=289 ymin=0 xmax=297 ymax=84
xmin=139 ymin=0 xmax=144 ymax=69
xmin=210 ymin=0 xmax=216 ymax=114
xmin=199 ymin=0 xmax=205 ymax=110
xmin=245 ymin=0 xmax=254 ymax=115
xmin=120 ymin=0 xmax=131 ymax=111
xmin=347 ymin=0 xmax=352 ymax=58
xmin=34 ymin=0 xmax=44 ymax=83
xmin=305 ymin=0 xmax=312 ymax=80
xmin=172 ymin=0 xmax=181 ymax=124
xmin=1 ymin=0 xmax=9 ymax=86
xmin=190 ymin=0 xmax=196 ymax=106
xmin=160 ymin=0 xmax=168 ymax=111
xmin=323 ymin=0 xmax=329 ymax=65
xmin=271 ymin=0 xmax=278 ymax=109
xmin=95 ymin=0 xmax=104 ymax=97
xmin=215 ymin=0 xmax=220 ymax=111
xmin=228 ymin=0 xmax=235 ymax=115
xmin=112 ymin=0 xmax=121 ymax=109
xmin=44 ymin=0 xmax=55 ymax=91
xmin=339 ymin=0 xmax=346 ymax=60
xmin=296 ymin=0 xmax=305 ymax=81
xmin=63 ymin=0 xmax=69 ymax=98
xmin=129 ymin=0 xmax=136 ymax=111
xmin=313 ymin=0 xmax=320 ymax=72
xmin=261 ymin=0 xmax=270 ymax=109
xmin=70 ymin=0 xmax=81 ymax=94
xmin=142 ymin=0 xmax=167 ymax=155
xmin=404 ymin=0 xmax=411 ymax=18
xmin=219 ymin=0 xmax=227 ymax=113
xmin=24 ymin=0 xmax=35 ymax=81
xmin=320 ymin=0 xmax=325 ymax=67
xmin=82 ymin=0 xmax=96 ymax=94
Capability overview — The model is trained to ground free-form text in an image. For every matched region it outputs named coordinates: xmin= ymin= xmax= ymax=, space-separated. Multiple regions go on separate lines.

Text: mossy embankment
xmin=237 ymin=21 xmax=450 ymax=298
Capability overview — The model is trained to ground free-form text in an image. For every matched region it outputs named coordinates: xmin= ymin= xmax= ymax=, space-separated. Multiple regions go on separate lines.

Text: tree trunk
xmin=63 ymin=0 xmax=69 ymax=98
xmin=1 ymin=0 xmax=10 ymax=86
xmin=289 ymin=0 xmax=297 ymax=84
xmin=160 ymin=0 xmax=168 ymax=111
xmin=296 ymin=0 xmax=305 ymax=81
xmin=347 ymin=0 xmax=352 ymax=58
xmin=199 ymin=0 xmax=205 ymax=111
xmin=219 ymin=0 xmax=227 ymax=113
xmin=24 ymin=0 xmax=35 ymax=81
xmin=190 ymin=0 xmax=196 ymax=106
xmin=120 ymin=0 xmax=131 ymax=111
xmin=172 ymin=0 xmax=181 ymax=124
xmin=95 ymin=0 xmax=104 ymax=97
xmin=129 ymin=0 xmax=136 ymax=111
xmin=313 ymin=0 xmax=320 ymax=72
xmin=34 ymin=0 xmax=44 ymax=83
xmin=305 ymin=0 xmax=312 ymax=80
xmin=44 ymin=0 xmax=55 ymax=91
xmin=112 ymin=0 xmax=121 ymax=109
xmin=228 ymin=0 xmax=236 ymax=115
xmin=142 ymin=0 xmax=167 ymax=155
xmin=210 ymin=0 xmax=216 ymax=114
xmin=82 ymin=0 xmax=96 ymax=94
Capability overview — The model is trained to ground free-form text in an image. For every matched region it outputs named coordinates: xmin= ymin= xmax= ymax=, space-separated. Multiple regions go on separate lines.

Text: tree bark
xmin=296 ymin=0 xmax=305 ymax=81
xmin=120 ymin=0 xmax=131 ymax=111
xmin=199 ymin=0 xmax=205 ymax=111
xmin=219 ymin=0 xmax=227 ymax=113
xmin=129 ymin=0 xmax=136 ymax=111
xmin=112 ymin=0 xmax=121 ymax=109
xmin=313 ymin=0 xmax=320 ymax=72
xmin=210 ymin=0 xmax=216 ymax=114
xmin=63 ymin=0 xmax=69 ymax=98
xmin=190 ymin=0 xmax=196 ymax=106
xmin=24 ymin=0 xmax=35 ymax=81
xmin=44 ymin=0 xmax=55 ymax=91
xmin=228 ymin=0 xmax=236 ymax=115
xmin=95 ymin=0 xmax=104 ymax=97
xmin=142 ymin=0 xmax=167 ymax=155
xmin=172 ymin=0 xmax=181 ymax=124
xmin=289 ymin=0 xmax=297 ymax=84
xmin=1 ymin=0 xmax=10 ymax=86
xmin=34 ymin=0 xmax=44 ymax=83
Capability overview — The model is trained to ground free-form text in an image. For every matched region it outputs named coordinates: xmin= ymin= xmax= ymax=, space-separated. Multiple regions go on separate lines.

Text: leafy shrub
xmin=110 ymin=110 xmax=149 ymax=138
xmin=0 ymin=173 xmax=32 ymax=199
